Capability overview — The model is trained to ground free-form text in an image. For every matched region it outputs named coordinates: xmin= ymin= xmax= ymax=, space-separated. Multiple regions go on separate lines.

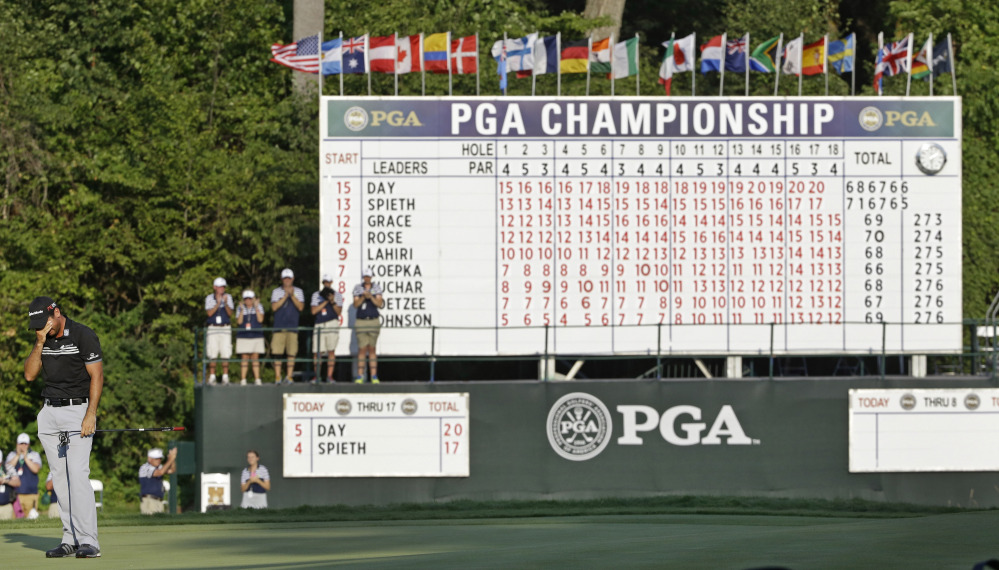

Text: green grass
xmin=1 ymin=497 xmax=997 ymax=568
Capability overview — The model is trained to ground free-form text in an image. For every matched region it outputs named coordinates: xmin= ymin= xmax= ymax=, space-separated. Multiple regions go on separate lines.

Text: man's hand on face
xmin=35 ymin=317 xmax=54 ymax=343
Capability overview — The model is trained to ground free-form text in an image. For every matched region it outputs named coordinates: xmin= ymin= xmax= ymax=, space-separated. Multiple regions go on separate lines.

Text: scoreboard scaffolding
xmin=319 ymin=97 xmax=962 ymax=356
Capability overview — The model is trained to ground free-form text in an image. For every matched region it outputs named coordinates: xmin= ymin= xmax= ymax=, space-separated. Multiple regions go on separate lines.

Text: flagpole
xmin=475 ymin=32 xmax=480 ymax=96
xmin=666 ymin=32 xmax=675 ymax=95
xmin=420 ymin=33 xmax=426 ymax=96
xmin=691 ymin=32 xmax=696 ymax=95
xmin=850 ymin=33 xmax=856 ymax=96
xmin=927 ymin=32 xmax=934 ymax=96
xmin=823 ymin=34 xmax=829 ymax=95
xmin=586 ymin=35 xmax=592 ymax=96
xmin=502 ymin=32 xmax=508 ymax=96
xmin=719 ymin=33 xmax=726 ymax=96
xmin=610 ymin=33 xmax=616 ymax=96
xmin=905 ymin=32 xmax=913 ymax=96
xmin=948 ymin=33 xmax=957 ymax=95
xmin=531 ymin=32 xmax=538 ymax=96
xmin=556 ymin=32 xmax=562 ymax=96
xmin=447 ymin=31 xmax=453 ymax=96
xmin=744 ymin=32 xmax=750 ymax=96
xmin=796 ymin=33 xmax=803 ymax=96
xmin=877 ymin=32 xmax=883 ymax=96
xmin=635 ymin=33 xmax=640 ymax=95
xmin=339 ymin=32 xmax=345 ymax=96
xmin=393 ymin=32 xmax=399 ymax=96
xmin=365 ymin=35 xmax=371 ymax=95
xmin=774 ymin=34 xmax=782 ymax=96
xmin=318 ymin=31 xmax=324 ymax=97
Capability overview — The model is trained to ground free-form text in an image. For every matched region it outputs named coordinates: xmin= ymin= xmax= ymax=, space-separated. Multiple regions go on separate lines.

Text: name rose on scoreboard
xmin=319 ymin=97 xmax=961 ymax=357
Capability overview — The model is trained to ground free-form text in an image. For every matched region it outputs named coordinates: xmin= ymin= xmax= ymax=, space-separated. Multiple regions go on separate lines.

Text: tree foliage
xmin=1 ymin=0 xmax=997 ymax=503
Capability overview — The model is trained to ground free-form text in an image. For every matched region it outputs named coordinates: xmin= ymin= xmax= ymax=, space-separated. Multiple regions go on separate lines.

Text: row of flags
xmin=271 ymin=33 xmax=479 ymax=76
xmin=270 ymin=30 xmax=957 ymax=96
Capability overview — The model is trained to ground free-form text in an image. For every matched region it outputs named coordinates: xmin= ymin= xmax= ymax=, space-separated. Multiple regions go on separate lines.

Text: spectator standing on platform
xmin=138 ymin=447 xmax=177 ymax=515
xmin=270 ymin=268 xmax=305 ymax=384
xmin=311 ymin=274 xmax=344 ymax=383
xmin=352 ymin=267 xmax=384 ymax=383
xmin=6 ymin=432 xmax=42 ymax=517
xmin=45 ymin=472 xmax=59 ymax=518
xmin=0 ymin=457 xmax=21 ymax=520
xmin=235 ymin=290 xmax=265 ymax=386
xmin=240 ymin=450 xmax=270 ymax=509
xmin=204 ymin=277 xmax=234 ymax=385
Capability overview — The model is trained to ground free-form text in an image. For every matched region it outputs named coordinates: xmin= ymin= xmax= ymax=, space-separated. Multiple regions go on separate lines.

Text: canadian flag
xmin=396 ymin=34 xmax=422 ymax=74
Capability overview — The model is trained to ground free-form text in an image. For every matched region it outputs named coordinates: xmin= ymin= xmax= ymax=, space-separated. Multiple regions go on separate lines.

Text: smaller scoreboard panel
xmin=320 ymin=97 xmax=962 ymax=356
xmin=849 ymin=389 xmax=999 ymax=472
xmin=283 ymin=393 xmax=469 ymax=477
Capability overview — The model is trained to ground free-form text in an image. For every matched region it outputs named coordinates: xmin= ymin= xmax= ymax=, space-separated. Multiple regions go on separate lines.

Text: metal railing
xmin=193 ymin=320 xmax=999 ymax=384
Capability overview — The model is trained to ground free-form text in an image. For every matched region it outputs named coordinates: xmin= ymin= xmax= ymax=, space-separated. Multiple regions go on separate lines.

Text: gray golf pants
xmin=38 ymin=403 xmax=99 ymax=549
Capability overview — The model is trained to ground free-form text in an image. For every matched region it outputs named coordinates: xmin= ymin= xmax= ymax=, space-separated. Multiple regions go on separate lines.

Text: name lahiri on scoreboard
xmin=451 ymin=102 xmax=835 ymax=137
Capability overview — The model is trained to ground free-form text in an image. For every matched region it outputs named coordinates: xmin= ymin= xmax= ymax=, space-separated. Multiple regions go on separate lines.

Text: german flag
xmin=560 ymin=39 xmax=588 ymax=73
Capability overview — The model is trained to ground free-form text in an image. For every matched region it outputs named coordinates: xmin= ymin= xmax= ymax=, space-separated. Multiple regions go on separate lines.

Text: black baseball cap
xmin=28 ymin=296 xmax=58 ymax=329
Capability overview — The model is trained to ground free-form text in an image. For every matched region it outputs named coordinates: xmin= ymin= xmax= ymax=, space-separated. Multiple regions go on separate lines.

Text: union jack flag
xmin=874 ymin=37 xmax=910 ymax=94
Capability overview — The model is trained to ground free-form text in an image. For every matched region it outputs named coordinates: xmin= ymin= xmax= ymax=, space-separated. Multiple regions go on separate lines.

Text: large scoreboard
xmin=319 ymin=97 xmax=962 ymax=356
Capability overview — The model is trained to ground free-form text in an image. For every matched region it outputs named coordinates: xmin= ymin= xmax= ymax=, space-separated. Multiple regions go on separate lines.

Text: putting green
xmin=2 ymin=511 xmax=997 ymax=568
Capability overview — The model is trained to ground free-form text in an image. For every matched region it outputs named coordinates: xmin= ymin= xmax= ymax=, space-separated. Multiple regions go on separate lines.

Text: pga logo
xmin=547 ymin=392 xmax=757 ymax=461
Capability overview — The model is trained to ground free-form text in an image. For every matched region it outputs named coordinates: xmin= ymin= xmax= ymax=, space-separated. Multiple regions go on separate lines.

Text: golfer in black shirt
xmin=23 ymin=296 xmax=103 ymax=558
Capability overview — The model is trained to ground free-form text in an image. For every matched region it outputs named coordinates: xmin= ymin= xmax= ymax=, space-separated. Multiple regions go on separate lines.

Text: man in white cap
xmin=6 ymin=432 xmax=42 ymax=516
xmin=270 ymin=268 xmax=305 ymax=384
xmin=138 ymin=447 xmax=177 ymax=515
xmin=204 ymin=277 xmax=234 ymax=385
xmin=311 ymin=274 xmax=344 ymax=383
xmin=352 ymin=267 xmax=384 ymax=383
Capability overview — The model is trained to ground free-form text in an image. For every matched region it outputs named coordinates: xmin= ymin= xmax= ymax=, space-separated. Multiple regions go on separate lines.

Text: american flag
xmin=270 ymin=34 xmax=320 ymax=73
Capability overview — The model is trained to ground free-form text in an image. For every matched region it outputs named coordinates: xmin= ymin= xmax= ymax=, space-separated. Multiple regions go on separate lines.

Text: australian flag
xmin=343 ymin=35 xmax=367 ymax=74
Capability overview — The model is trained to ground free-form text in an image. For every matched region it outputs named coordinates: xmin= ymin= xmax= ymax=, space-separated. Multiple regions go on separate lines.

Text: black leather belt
xmin=44 ymin=397 xmax=88 ymax=407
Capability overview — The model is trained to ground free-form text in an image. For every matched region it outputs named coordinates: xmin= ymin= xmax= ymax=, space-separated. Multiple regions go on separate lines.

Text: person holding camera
xmin=0 ymin=455 xmax=22 ymax=520
xmin=311 ymin=274 xmax=344 ymax=383
xmin=235 ymin=290 xmax=265 ymax=385
xmin=352 ymin=267 xmax=384 ymax=383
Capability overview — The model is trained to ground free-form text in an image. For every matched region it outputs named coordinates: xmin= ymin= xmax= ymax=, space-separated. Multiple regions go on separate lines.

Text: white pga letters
xmin=616 ymin=405 xmax=753 ymax=446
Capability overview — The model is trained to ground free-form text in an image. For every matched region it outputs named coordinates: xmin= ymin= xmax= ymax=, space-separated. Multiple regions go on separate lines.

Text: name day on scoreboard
xmin=283 ymin=393 xmax=469 ymax=477
xmin=320 ymin=98 xmax=962 ymax=357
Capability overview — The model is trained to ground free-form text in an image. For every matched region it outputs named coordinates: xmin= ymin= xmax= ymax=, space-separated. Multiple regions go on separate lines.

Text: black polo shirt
xmin=39 ymin=318 xmax=103 ymax=399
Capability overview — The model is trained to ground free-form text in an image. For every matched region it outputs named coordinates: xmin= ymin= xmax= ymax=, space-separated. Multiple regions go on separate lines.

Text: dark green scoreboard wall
xmin=196 ymin=379 xmax=999 ymax=509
